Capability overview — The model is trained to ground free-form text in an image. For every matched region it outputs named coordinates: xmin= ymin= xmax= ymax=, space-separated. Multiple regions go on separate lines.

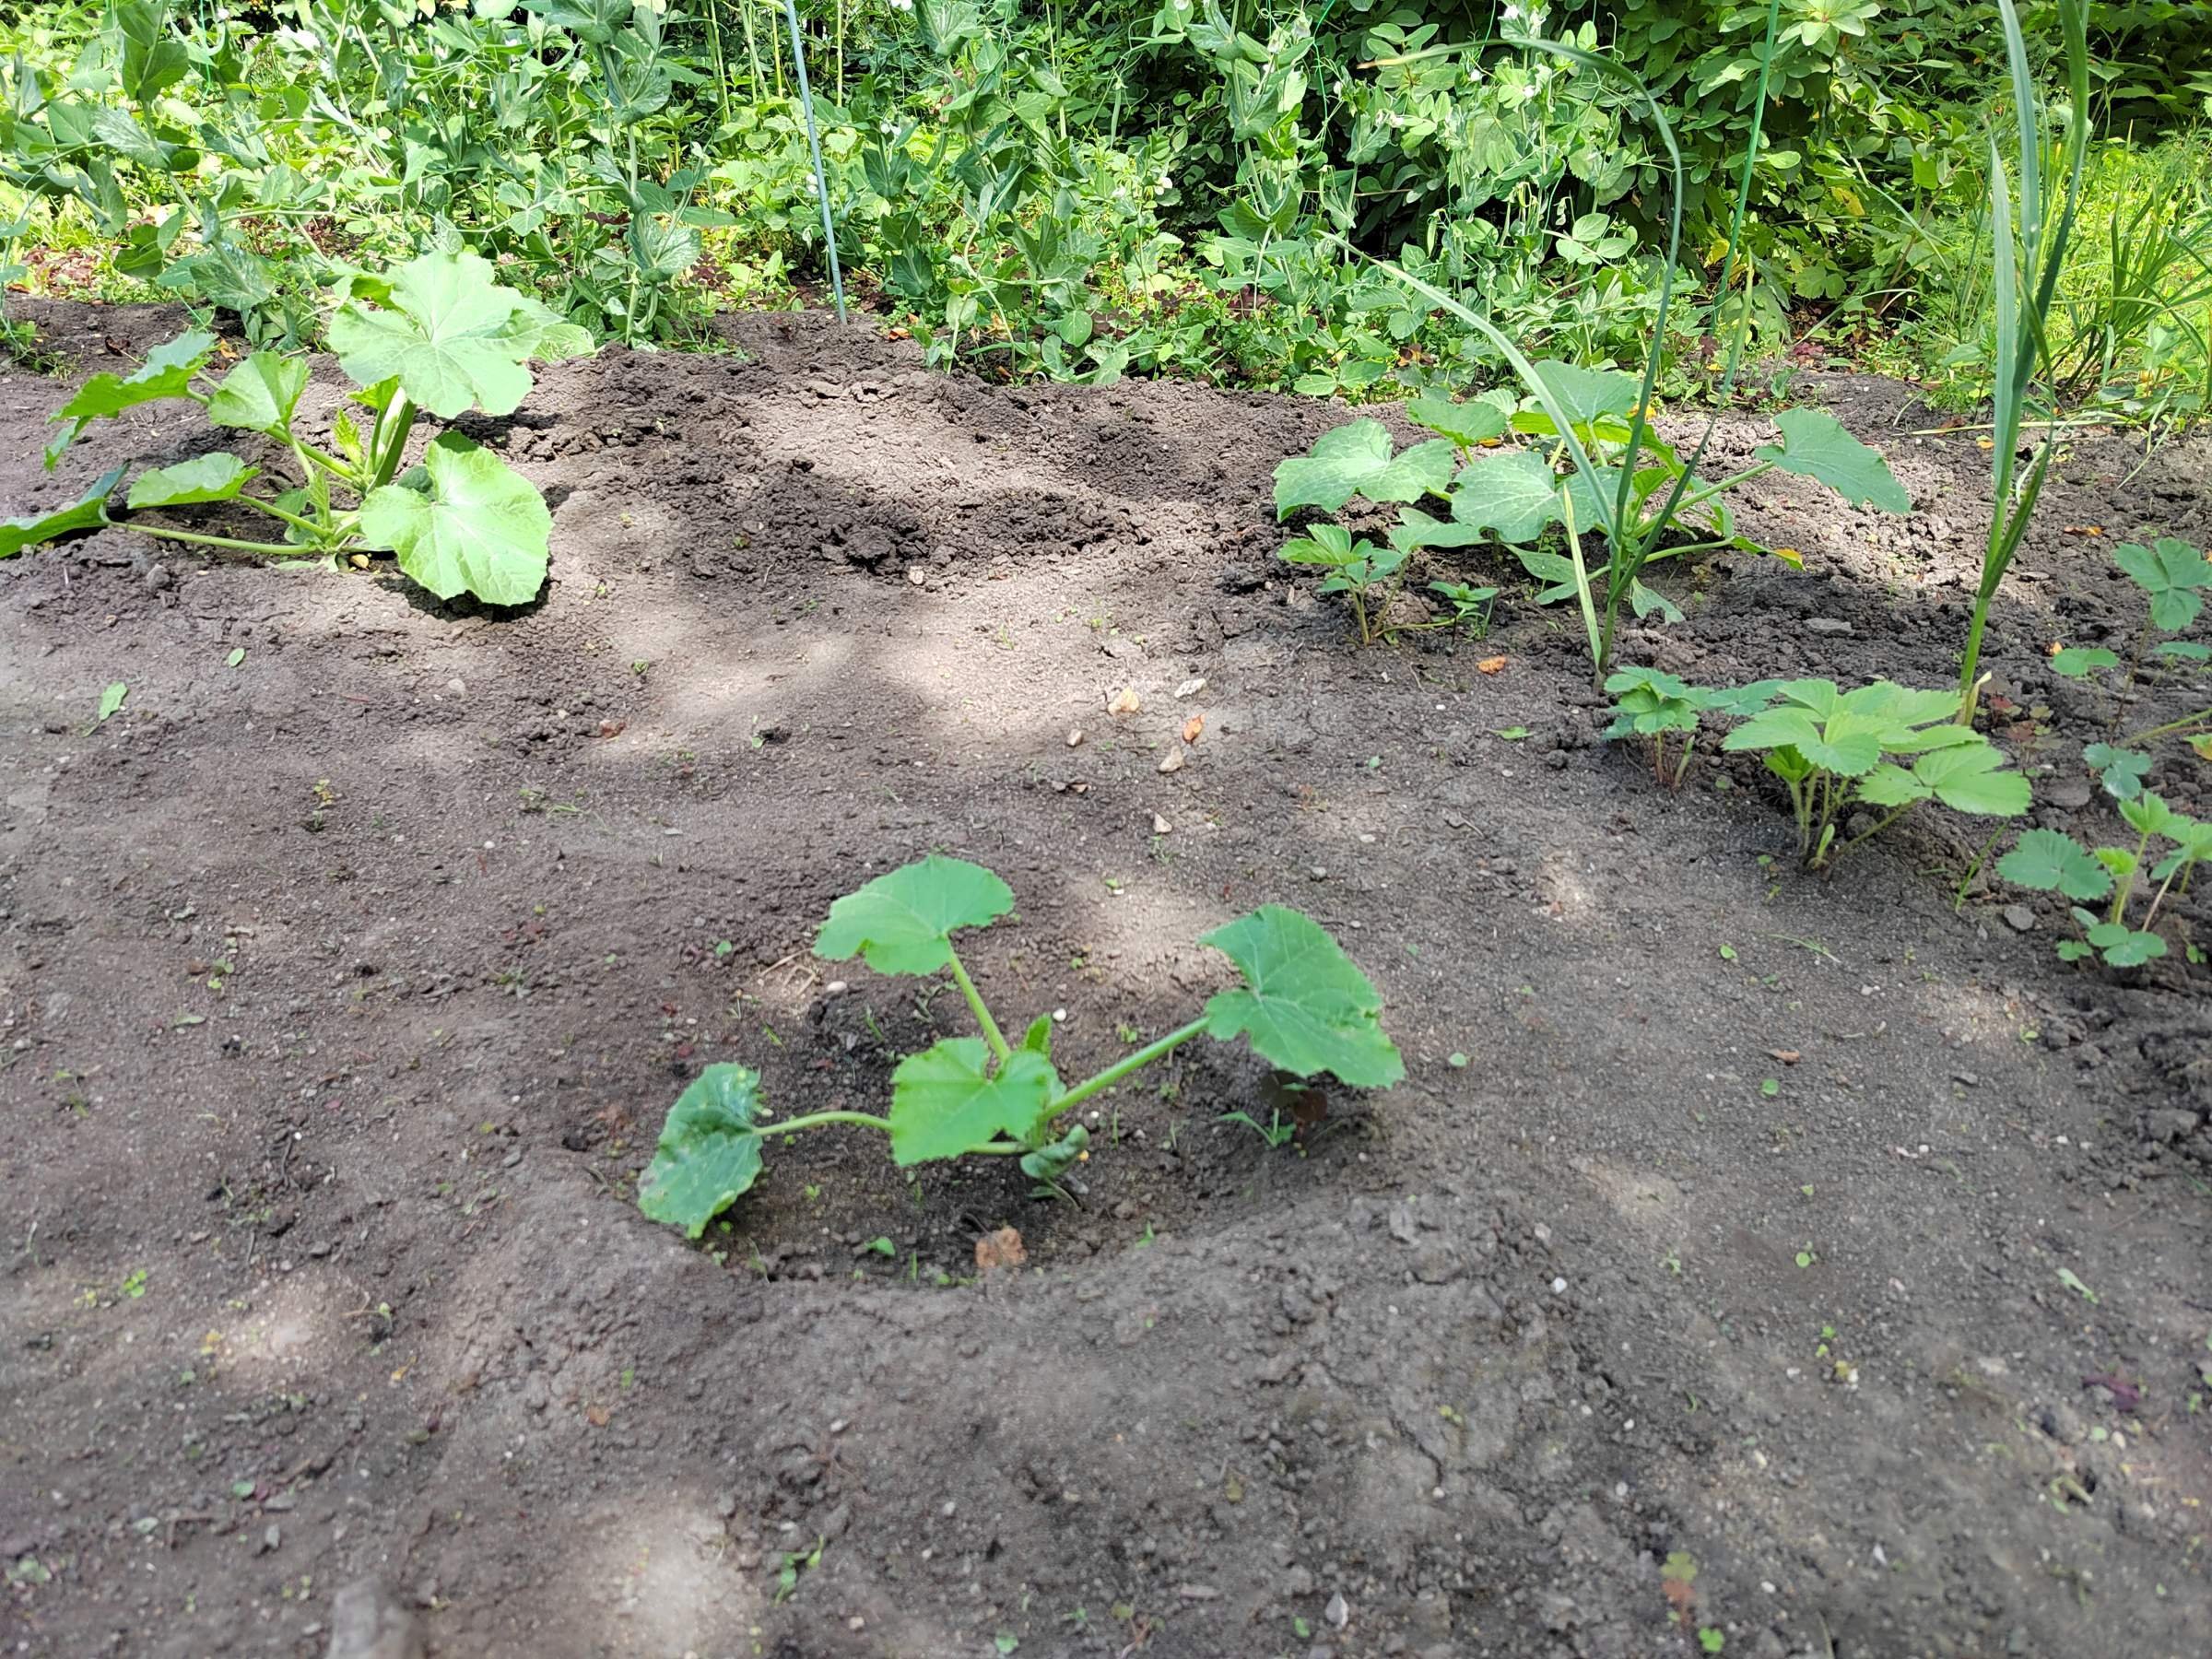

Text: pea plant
xmin=636 ymin=856 xmax=1405 ymax=1237
xmin=1717 ymin=679 xmax=2030 ymax=866
xmin=1999 ymin=794 xmax=2211 ymax=969
xmin=3 ymin=250 xmax=589 ymax=605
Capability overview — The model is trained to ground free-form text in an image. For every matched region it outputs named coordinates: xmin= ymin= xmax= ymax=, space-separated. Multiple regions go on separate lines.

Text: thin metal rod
xmin=781 ymin=0 xmax=847 ymax=324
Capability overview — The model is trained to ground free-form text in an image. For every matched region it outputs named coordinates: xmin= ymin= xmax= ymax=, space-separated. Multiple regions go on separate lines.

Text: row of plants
xmin=4 ymin=0 xmax=2206 ymax=418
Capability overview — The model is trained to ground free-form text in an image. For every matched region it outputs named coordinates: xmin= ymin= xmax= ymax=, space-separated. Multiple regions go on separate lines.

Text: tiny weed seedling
xmin=636 ymin=856 xmax=1404 ymax=1235
xmin=4 ymin=250 xmax=588 ymax=606
xmin=1998 ymin=793 xmax=2211 ymax=968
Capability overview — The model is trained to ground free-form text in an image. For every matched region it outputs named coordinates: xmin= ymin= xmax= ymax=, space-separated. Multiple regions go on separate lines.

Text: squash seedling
xmin=636 ymin=856 xmax=1404 ymax=1237
xmin=5 ymin=249 xmax=590 ymax=606
xmin=1719 ymin=679 xmax=2030 ymax=865
xmin=1999 ymin=794 xmax=2211 ymax=968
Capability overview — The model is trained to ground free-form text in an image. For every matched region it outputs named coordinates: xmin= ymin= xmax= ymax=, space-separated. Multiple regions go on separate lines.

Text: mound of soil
xmin=3 ymin=302 xmax=2208 ymax=1659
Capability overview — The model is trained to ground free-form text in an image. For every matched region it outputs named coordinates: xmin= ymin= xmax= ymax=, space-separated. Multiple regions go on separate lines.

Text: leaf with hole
xmin=637 ymin=1065 xmax=766 ymax=1238
xmin=813 ymin=855 xmax=1013 ymax=976
xmin=1199 ymin=906 xmax=1405 ymax=1088
xmin=357 ymin=433 xmax=550 ymax=606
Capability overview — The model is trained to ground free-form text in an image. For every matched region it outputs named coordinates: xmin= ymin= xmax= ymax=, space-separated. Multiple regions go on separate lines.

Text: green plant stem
xmin=2124 ymin=705 xmax=2212 ymax=745
xmin=943 ymin=946 xmax=1011 ymax=1064
xmin=1665 ymin=461 xmax=1774 ymax=520
xmin=754 ymin=1109 xmax=893 ymax=1136
xmin=369 ymin=396 xmax=417 ymax=491
xmin=1835 ymin=804 xmax=1912 ymax=861
xmin=1052 ymin=1017 xmax=1210 ymax=1117
xmin=235 ymin=494 xmax=328 ymax=538
xmin=1559 ymin=487 xmax=1605 ymax=685
xmin=111 ymin=521 xmax=311 ymax=557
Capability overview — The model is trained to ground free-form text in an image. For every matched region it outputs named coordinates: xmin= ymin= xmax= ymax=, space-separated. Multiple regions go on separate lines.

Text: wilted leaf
xmin=1477 ymin=656 xmax=1507 ymax=674
xmin=206 ymin=352 xmax=310 ymax=436
xmin=1182 ymin=714 xmax=1205 ymax=744
xmin=974 ymin=1226 xmax=1028 ymax=1272
xmin=0 ymin=466 xmax=124 ymax=558
xmin=46 ymin=331 xmax=215 ymax=465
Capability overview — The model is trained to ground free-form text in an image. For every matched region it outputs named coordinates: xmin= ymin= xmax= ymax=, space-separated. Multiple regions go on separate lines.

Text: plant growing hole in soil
xmin=636 ymin=856 xmax=1404 ymax=1236
xmin=6 ymin=250 xmax=588 ymax=606
xmin=1997 ymin=793 xmax=2211 ymax=968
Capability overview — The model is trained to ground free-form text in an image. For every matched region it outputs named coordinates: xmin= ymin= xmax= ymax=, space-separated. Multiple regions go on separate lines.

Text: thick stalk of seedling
xmin=941 ymin=946 xmax=1011 ymax=1064
xmin=2124 ymin=705 xmax=2212 ymax=746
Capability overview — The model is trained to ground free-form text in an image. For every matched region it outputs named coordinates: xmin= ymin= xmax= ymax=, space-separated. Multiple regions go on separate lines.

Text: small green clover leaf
xmin=1998 ymin=829 xmax=2113 ymax=901
xmin=1754 ymin=408 xmax=1912 ymax=513
xmin=2087 ymin=925 xmax=2166 ymax=968
xmin=888 ymin=1040 xmax=1059 ymax=1164
xmin=813 ymin=855 xmax=1014 ymax=975
xmin=1199 ymin=906 xmax=1405 ymax=1088
xmin=126 ymin=453 xmax=258 ymax=510
xmin=2113 ymin=536 xmax=2210 ymax=633
xmin=1273 ymin=419 xmax=1455 ymax=517
xmin=637 ymin=1065 xmax=766 ymax=1238
xmin=0 ymin=466 xmax=125 ymax=558
xmin=358 ymin=432 xmax=552 ymax=606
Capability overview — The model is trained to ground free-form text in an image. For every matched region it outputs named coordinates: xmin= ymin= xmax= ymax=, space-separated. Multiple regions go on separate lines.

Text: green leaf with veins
xmin=0 ymin=467 xmax=124 ymax=557
xmin=2088 ymin=924 xmax=2166 ymax=967
xmin=1272 ymin=419 xmax=1454 ymax=516
xmin=2120 ymin=792 xmax=2183 ymax=839
xmin=1753 ymin=408 xmax=1911 ymax=513
xmin=1524 ymin=359 xmax=1640 ymax=429
xmin=888 ymin=1040 xmax=1059 ymax=1164
xmin=2082 ymin=742 xmax=2150 ymax=801
xmin=637 ymin=1064 xmax=765 ymax=1237
xmin=126 ymin=453 xmax=258 ymax=510
xmin=206 ymin=353 xmax=311 ymax=436
xmin=1855 ymin=743 xmax=2030 ymax=816
xmin=1387 ymin=507 xmax=1491 ymax=555
xmin=1199 ymin=906 xmax=1404 ymax=1088
xmin=45 ymin=331 xmax=216 ymax=465
xmin=327 ymin=249 xmax=592 ymax=419
xmin=2150 ymin=818 xmax=2212 ymax=880
xmin=1998 ymin=829 xmax=2113 ymax=900
xmin=813 ymin=855 xmax=1014 ymax=975
xmin=1447 ymin=451 xmax=1563 ymax=543
xmin=1405 ymin=394 xmax=1509 ymax=448
xmin=2154 ymin=640 xmax=2210 ymax=662
xmin=2113 ymin=537 xmax=2210 ymax=633
xmin=357 ymin=433 xmax=550 ymax=605
xmin=158 ymin=243 xmax=277 ymax=315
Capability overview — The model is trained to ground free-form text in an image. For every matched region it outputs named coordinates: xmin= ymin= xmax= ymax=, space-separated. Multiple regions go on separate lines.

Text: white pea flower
xmin=1522 ymin=82 xmax=1539 ymax=99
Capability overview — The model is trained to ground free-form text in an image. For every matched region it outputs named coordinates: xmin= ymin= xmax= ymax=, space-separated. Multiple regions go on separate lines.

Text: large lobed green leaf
xmin=1754 ymin=409 xmax=1911 ymax=514
xmin=1446 ymin=451 xmax=1562 ymax=544
xmin=126 ymin=453 xmax=257 ymax=510
xmin=637 ymin=1064 xmax=767 ymax=1238
xmin=813 ymin=855 xmax=1014 ymax=975
xmin=358 ymin=433 xmax=551 ymax=606
xmin=45 ymin=330 xmax=217 ymax=467
xmin=1405 ymin=394 xmax=1509 ymax=449
xmin=327 ymin=249 xmax=593 ymax=420
xmin=1273 ymin=419 xmax=1454 ymax=518
xmin=1199 ymin=906 xmax=1403 ymax=1088
xmin=206 ymin=352 xmax=311 ymax=437
xmin=888 ymin=1039 xmax=1059 ymax=1164
xmin=0 ymin=467 xmax=124 ymax=559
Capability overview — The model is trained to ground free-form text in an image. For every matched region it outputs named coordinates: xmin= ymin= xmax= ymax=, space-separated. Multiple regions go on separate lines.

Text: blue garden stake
xmin=781 ymin=0 xmax=848 ymax=324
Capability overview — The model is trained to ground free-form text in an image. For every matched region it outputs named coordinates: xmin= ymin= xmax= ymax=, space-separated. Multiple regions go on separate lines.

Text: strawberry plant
xmin=2049 ymin=535 xmax=2212 ymax=772
xmin=1718 ymin=679 xmax=2030 ymax=865
xmin=1999 ymin=794 xmax=2211 ymax=969
xmin=636 ymin=855 xmax=1404 ymax=1236
xmin=8 ymin=249 xmax=589 ymax=606
xmin=1601 ymin=668 xmax=1780 ymax=786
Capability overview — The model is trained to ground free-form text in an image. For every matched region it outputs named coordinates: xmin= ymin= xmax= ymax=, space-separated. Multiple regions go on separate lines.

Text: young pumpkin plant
xmin=7 ymin=249 xmax=590 ymax=606
xmin=636 ymin=855 xmax=1406 ymax=1236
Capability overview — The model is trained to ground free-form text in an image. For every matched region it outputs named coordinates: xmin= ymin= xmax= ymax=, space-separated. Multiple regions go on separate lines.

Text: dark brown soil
xmin=3 ymin=302 xmax=2209 ymax=1659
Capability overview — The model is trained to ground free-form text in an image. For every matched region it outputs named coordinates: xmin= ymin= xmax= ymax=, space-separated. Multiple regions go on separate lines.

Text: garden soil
xmin=3 ymin=303 xmax=2210 ymax=1659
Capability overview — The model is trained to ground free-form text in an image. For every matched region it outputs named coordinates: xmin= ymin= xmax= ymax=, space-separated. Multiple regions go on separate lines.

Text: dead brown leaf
xmin=1768 ymin=1049 xmax=1801 ymax=1065
xmin=1108 ymin=688 xmax=1141 ymax=715
xmin=1181 ymin=714 xmax=1205 ymax=745
xmin=1476 ymin=655 xmax=1507 ymax=675
xmin=975 ymin=1226 xmax=1027 ymax=1273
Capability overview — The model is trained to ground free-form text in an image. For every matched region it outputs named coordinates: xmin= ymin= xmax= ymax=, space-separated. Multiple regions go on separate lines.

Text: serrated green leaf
xmin=327 ymin=249 xmax=591 ymax=419
xmin=2083 ymin=742 xmax=2150 ymax=801
xmin=813 ymin=855 xmax=1013 ymax=975
xmin=1272 ymin=420 xmax=1454 ymax=517
xmin=2149 ymin=818 xmax=2212 ymax=880
xmin=1853 ymin=762 xmax=1931 ymax=808
xmin=357 ymin=433 xmax=549 ymax=605
xmin=158 ymin=244 xmax=277 ymax=314
xmin=206 ymin=353 xmax=310 ymax=436
xmin=2093 ymin=928 xmax=2166 ymax=968
xmin=126 ymin=453 xmax=257 ymax=510
xmin=0 ymin=466 xmax=124 ymax=557
xmin=2153 ymin=640 xmax=2210 ymax=662
xmin=1387 ymin=506 xmax=1492 ymax=555
xmin=637 ymin=1064 xmax=765 ymax=1237
xmin=2120 ymin=792 xmax=2183 ymax=838
xmin=1198 ymin=906 xmax=1403 ymax=1088
xmin=1527 ymin=359 xmax=1640 ymax=429
xmin=1898 ymin=741 xmax=2030 ymax=816
xmin=2048 ymin=646 xmax=2118 ymax=678
xmin=1999 ymin=829 xmax=2112 ymax=900
xmin=1447 ymin=451 xmax=1563 ymax=543
xmin=2114 ymin=537 xmax=2210 ymax=633
xmin=1405 ymin=394 xmax=1508 ymax=447
xmin=1754 ymin=408 xmax=1910 ymax=513
xmin=888 ymin=1039 xmax=1058 ymax=1164
xmin=46 ymin=331 xmax=216 ymax=465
